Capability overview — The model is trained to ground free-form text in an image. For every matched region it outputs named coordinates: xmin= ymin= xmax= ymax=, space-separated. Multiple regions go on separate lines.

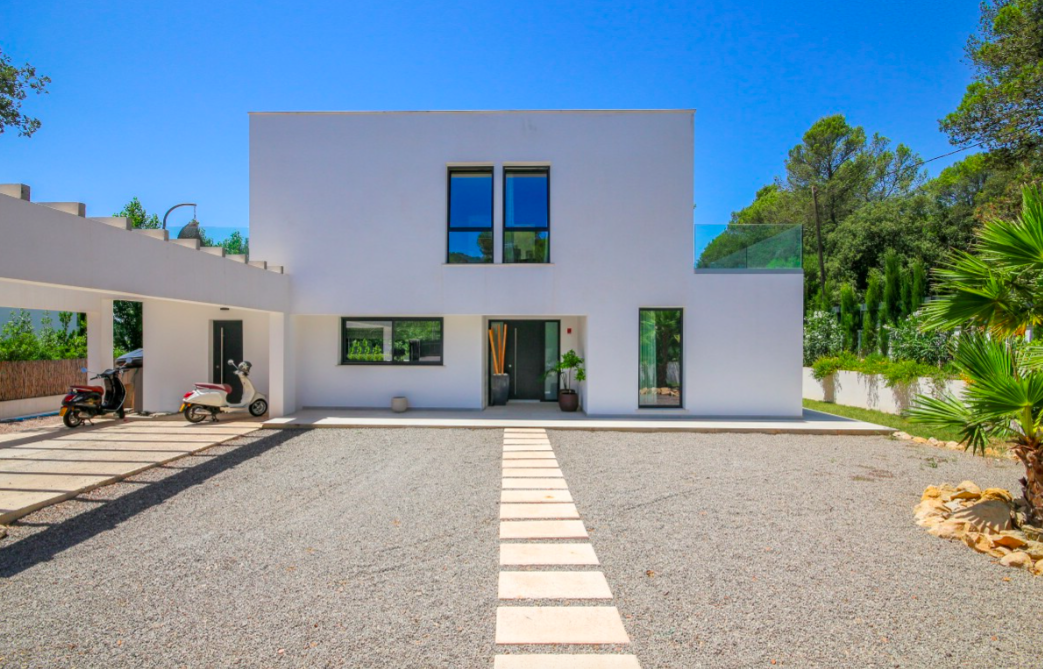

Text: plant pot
xmin=490 ymin=373 xmax=510 ymax=406
xmin=391 ymin=396 xmax=408 ymax=413
xmin=558 ymin=389 xmax=579 ymax=412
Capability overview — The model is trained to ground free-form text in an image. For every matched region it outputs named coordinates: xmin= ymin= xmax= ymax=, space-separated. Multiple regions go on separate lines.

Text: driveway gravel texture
xmin=550 ymin=431 xmax=1043 ymax=668
xmin=1 ymin=428 xmax=1041 ymax=668
xmin=0 ymin=428 xmax=501 ymax=668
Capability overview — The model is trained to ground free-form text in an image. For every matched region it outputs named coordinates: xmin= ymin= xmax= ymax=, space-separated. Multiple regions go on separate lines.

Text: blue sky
xmin=3 ymin=1 xmax=981 ymax=233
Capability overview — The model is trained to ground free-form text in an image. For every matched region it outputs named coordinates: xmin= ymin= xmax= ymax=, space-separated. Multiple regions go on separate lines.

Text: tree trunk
xmin=1013 ymin=443 xmax=1043 ymax=524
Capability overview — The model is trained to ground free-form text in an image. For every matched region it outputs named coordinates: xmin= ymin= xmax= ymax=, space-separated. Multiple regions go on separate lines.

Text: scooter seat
xmin=195 ymin=382 xmax=233 ymax=394
xmin=71 ymin=385 xmax=104 ymax=394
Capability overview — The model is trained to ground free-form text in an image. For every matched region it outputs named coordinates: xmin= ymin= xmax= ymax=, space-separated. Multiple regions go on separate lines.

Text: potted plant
xmin=548 ymin=349 xmax=585 ymax=412
xmin=489 ymin=324 xmax=509 ymax=405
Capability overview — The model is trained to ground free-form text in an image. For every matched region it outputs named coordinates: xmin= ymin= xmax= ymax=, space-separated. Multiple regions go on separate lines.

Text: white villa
xmin=0 ymin=110 xmax=803 ymax=419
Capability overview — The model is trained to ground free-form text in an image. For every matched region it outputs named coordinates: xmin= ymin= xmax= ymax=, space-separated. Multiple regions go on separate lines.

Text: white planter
xmin=802 ymin=367 xmax=966 ymax=415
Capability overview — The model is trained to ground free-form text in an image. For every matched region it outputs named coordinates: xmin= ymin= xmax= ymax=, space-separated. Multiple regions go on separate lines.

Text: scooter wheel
xmin=248 ymin=398 xmax=268 ymax=417
xmin=184 ymin=405 xmax=210 ymax=423
xmin=63 ymin=410 xmax=84 ymax=428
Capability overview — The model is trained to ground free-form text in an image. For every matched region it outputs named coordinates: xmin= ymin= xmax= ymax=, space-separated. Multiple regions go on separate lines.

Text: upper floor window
xmin=447 ymin=168 xmax=493 ymax=264
xmin=504 ymin=167 xmax=549 ymax=263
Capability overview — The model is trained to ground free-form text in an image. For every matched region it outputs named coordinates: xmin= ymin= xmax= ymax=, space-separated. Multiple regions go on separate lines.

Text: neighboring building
xmin=250 ymin=110 xmax=803 ymax=417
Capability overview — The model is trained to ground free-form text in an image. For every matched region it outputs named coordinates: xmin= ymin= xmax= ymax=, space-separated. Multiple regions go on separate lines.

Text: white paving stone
xmin=499 ymin=543 xmax=599 ymax=566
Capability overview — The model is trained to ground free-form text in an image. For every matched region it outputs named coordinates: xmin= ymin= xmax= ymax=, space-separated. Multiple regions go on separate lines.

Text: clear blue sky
xmin=3 ymin=1 xmax=981 ymax=232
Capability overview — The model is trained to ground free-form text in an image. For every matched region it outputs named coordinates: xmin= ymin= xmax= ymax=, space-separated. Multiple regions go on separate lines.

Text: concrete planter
xmin=803 ymin=367 xmax=966 ymax=415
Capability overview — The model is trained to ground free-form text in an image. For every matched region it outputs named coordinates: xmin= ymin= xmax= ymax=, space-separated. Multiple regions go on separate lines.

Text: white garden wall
xmin=802 ymin=367 xmax=966 ymax=415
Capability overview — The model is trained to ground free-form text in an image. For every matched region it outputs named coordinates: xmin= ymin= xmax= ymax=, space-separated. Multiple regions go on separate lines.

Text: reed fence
xmin=0 ymin=359 xmax=87 ymax=401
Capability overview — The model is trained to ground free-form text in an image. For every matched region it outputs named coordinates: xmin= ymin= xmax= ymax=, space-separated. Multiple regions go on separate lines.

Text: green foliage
xmin=811 ymin=351 xmax=955 ymax=388
xmin=803 ymin=310 xmax=843 ymax=365
xmin=839 ymin=284 xmax=859 ymax=351
xmin=885 ymin=312 xmax=954 ymax=366
xmin=0 ymin=310 xmax=86 ymax=361
xmin=882 ymin=251 xmax=902 ymax=324
xmin=219 ymin=230 xmax=250 ymax=257
xmin=547 ymin=349 xmax=585 ymax=391
xmin=114 ymin=197 xmax=161 ymax=229
xmin=862 ymin=270 xmax=882 ymax=353
xmin=0 ymin=46 xmax=50 ymax=138
xmin=940 ymin=0 xmax=1043 ymax=159
xmin=113 ymin=300 xmax=143 ymax=352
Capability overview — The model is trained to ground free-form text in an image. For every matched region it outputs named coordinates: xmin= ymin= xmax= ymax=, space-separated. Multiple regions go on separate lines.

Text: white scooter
xmin=181 ymin=360 xmax=268 ymax=422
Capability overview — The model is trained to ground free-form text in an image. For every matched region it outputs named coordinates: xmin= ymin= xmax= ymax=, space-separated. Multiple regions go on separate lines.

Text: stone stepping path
xmin=495 ymin=427 xmax=639 ymax=666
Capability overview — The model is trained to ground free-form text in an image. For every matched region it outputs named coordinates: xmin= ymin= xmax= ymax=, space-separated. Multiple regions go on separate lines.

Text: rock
xmin=930 ymin=518 xmax=969 ymax=540
xmin=944 ymin=499 xmax=964 ymax=512
xmin=1036 ymin=559 xmax=1043 ymax=576
xmin=953 ymin=480 xmax=983 ymax=499
xmin=928 ymin=437 xmax=940 ymax=445
xmin=922 ymin=486 xmax=943 ymax=500
xmin=914 ymin=498 xmax=949 ymax=523
xmin=963 ymin=532 xmax=994 ymax=554
xmin=990 ymin=546 xmax=1012 ymax=559
xmin=946 ymin=441 xmax=963 ymax=450
xmin=1022 ymin=541 xmax=1043 ymax=560
xmin=981 ymin=488 xmax=1013 ymax=503
xmin=951 ymin=500 xmax=1014 ymax=532
xmin=999 ymin=551 xmax=1034 ymax=570
xmin=993 ymin=532 xmax=1028 ymax=549
xmin=893 ymin=431 xmax=912 ymax=440
xmin=912 ymin=436 xmax=929 ymax=444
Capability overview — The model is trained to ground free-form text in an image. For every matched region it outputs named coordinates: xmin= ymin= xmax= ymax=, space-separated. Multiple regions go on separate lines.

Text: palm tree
xmin=909 ymin=187 xmax=1043 ymax=523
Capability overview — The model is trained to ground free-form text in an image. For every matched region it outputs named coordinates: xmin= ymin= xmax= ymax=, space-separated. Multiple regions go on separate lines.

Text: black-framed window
xmin=447 ymin=167 xmax=493 ymax=264
xmin=504 ymin=167 xmax=549 ymax=263
xmin=341 ymin=318 xmax=444 ymax=365
xmin=638 ymin=309 xmax=682 ymax=407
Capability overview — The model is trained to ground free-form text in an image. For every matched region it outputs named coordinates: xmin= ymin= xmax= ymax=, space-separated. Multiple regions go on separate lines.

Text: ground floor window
xmin=341 ymin=318 xmax=443 ymax=365
xmin=639 ymin=308 xmax=682 ymax=407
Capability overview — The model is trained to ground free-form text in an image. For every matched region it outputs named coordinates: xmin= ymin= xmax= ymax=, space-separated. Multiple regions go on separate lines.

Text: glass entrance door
xmin=489 ymin=320 xmax=561 ymax=402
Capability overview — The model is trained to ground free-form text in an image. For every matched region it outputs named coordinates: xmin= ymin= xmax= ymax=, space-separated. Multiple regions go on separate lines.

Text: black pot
xmin=558 ymin=389 xmax=579 ymax=412
xmin=491 ymin=373 xmax=510 ymax=406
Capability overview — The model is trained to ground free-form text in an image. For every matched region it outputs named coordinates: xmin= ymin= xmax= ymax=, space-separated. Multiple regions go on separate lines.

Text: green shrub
xmin=885 ymin=312 xmax=953 ymax=365
xmin=803 ymin=311 xmax=843 ymax=365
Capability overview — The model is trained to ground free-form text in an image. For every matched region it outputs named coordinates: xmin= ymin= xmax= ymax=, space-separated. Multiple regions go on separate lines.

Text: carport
xmin=0 ymin=184 xmax=293 ymax=416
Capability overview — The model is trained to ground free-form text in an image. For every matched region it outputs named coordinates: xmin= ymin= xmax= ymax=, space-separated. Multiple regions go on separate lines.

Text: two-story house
xmin=248 ymin=109 xmax=803 ymax=417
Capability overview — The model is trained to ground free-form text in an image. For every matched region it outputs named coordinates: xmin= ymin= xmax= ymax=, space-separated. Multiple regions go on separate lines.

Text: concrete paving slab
xmin=500 ymin=503 xmax=580 ymax=520
xmin=500 ymin=520 xmax=588 ymax=539
xmin=504 ymin=445 xmax=553 ymax=452
xmin=0 ymin=420 xmax=260 ymax=524
xmin=501 ymin=490 xmax=573 ymax=503
xmin=502 ymin=468 xmax=564 ymax=478
xmin=499 ymin=571 xmax=613 ymax=599
xmin=494 ymin=656 xmax=641 ymax=669
xmin=500 ymin=543 xmax=599 ymax=566
xmin=501 ymin=460 xmax=560 ymax=469
xmin=502 ymin=452 xmax=557 ymax=459
xmin=502 ymin=478 xmax=569 ymax=489
xmin=495 ymin=606 xmax=629 ymax=644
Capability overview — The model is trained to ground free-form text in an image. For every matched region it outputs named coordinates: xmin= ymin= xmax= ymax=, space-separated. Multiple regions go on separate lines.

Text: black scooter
xmin=60 ymin=367 xmax=127 ymax=428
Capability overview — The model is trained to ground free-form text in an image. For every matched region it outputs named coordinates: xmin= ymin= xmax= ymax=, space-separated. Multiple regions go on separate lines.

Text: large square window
xmin=341 ymin=318 xmax=443 ymax=365
xmin=639 ymin=309 xmax=682 ymax=407
xmin=447 ymin=168 xmax=493 ymax=263
xmin=504 ymin=167 xmax=549 ymax=263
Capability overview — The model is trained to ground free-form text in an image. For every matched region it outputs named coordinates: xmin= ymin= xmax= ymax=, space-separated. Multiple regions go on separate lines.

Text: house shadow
xmin=0 ymin=428 xmax=305 ymax=578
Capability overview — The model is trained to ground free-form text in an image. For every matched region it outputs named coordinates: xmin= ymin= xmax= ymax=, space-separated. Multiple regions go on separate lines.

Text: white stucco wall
xmin=249 ymin=110 xmax=803 ymax=417
xmin=803 ymin=368 xmax=966 ymax=415
xmin=142 ymin=301 xmax=270 ymax=413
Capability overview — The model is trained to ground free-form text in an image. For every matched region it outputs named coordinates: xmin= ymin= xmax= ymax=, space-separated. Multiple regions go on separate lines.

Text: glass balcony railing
xmin=694 ymin=224 xmax=802 ymax=271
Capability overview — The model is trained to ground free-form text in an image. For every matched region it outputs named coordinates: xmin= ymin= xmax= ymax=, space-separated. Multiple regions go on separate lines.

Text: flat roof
xmin=248 ymin=108 xmax=695 ymax=116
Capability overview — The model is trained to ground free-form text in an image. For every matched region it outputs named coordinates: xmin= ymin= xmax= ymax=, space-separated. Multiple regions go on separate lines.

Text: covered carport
xmin=0 ymin=184 xmax=293 ymax=416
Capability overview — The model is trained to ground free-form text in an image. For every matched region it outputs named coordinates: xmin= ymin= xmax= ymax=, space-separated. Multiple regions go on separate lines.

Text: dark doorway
xmin=489 ymin=320 xmax=560 ymax=402
xmin=212 ymin=320 xmax=244 ymax=403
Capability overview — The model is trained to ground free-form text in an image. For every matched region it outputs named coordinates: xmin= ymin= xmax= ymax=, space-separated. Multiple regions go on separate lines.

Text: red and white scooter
xmin=180 ymin=360 xmax=268 ymax=422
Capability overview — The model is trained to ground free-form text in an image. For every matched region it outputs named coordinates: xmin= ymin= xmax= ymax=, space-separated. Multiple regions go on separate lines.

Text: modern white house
xmin=0 ymin=109 xmax=804 ymax=419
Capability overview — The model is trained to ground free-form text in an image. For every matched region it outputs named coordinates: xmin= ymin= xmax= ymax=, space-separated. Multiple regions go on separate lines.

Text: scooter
xmin=181 ymin=360 xmax=268 ymax=422
xmin=60 ymin=367 xmax=128 ymax=428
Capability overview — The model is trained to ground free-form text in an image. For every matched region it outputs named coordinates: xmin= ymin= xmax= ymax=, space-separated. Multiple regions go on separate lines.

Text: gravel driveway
xmin=0 ymin=428 xmax=502 ymax=668
xmin=2 ymin=427 xmax=1041 ymax=668
xmin=550 ymin=431 xmax=1043 ymax=668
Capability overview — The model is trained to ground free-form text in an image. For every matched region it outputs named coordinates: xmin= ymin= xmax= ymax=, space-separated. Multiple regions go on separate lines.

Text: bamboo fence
xmin=0 ymin=359 xmax=88 ymax=401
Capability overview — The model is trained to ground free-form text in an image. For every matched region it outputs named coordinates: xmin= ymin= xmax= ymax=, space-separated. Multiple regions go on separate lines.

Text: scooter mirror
xmin=80 ymin=367 xmax=88 ymax=373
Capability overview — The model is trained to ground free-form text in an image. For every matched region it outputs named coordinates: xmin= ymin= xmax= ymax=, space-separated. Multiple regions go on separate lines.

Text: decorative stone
xmin=946 ymin=441 xmax=964 ymax=450
xmin=893 ymin=431 xmax=912 ymax=440
xmin=953 ymin=480 xmax=982 ymax=500
xmin=981 ymin=488 xmax=1013 ymax=503
xmin=912 ymin=436 xmax=929 ymax=444
xmin=922 ymin=486 xmax=943 ymax=500
xmin=952 ymin=500 xmax=1014 ymax=532
xmin=1035 ymin=559 xmax=1043 ymax=576
xmin=999 ymin=551 xmax=1034 ymax=570
xmin=930 ymin=518 xmax=969 ymax=540
xmin=928 ymin=437 xmax=940 ymax=445
xmin=914 ymin=498 xmax=948 ymax=523
xmin=993 ymin=532 xmax=1028 ymax=549
xmin=1022 ymin=541 xmax=1043 ymax=560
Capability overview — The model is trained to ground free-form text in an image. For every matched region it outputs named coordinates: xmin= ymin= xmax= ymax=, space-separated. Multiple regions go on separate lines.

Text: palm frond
xmin=907 ymin=394 xmax=993 ymax=455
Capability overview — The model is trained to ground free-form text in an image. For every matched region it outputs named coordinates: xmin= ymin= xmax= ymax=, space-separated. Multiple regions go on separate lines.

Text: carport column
xmin=268 ymin=311 xmax=296 ymax=417
xmin=86 ymin=299 xmax=114 ymax=374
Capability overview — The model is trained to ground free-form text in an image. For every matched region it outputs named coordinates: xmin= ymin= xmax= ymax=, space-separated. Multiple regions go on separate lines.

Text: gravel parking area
xmin=551 ymin=431 xmax=1043 ymax=668
xmin=0 ymin=428 xmax=502 ymax=668
xmin=3 ymin=427 xmax=1041 ymax=668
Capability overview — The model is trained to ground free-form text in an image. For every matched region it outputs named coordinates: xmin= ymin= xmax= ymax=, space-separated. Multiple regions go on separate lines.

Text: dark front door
xmin=504 ymin=320 xmax=545 ymax=400
xmin=212 ymin=320 xmax=244 ymax=403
